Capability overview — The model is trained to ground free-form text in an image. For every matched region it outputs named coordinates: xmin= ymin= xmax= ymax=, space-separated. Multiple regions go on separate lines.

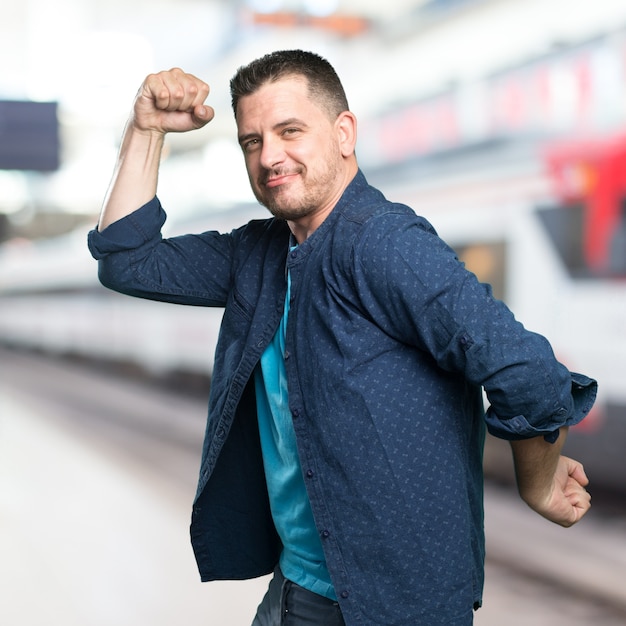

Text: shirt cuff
xmin=87 ymin=197 xmax=166 ymax=259
xmin=485 ymin=372 xmax=598 ymax=443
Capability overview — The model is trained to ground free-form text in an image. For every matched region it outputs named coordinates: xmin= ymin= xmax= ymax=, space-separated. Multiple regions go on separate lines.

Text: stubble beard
xmin=255 ymin=159 xmax=341 ymax=222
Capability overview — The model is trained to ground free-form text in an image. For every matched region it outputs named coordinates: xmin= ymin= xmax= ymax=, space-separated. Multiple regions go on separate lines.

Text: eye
xmin=242 ymin=138 xmax=260 ymax=152
xmin=282 ymin=127 xmax=301 ymax=136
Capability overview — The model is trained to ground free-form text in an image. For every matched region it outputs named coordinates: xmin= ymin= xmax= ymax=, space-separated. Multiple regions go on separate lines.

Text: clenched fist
xmin=132 ymin=68 xmax=214 ymax=135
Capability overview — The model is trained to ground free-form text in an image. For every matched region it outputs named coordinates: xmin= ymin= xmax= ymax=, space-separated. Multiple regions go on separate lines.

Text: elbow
xmin=97 ymin=259 xmax=118 ymax=291
xmin=97 ymin=258 xmax=136 ymax=295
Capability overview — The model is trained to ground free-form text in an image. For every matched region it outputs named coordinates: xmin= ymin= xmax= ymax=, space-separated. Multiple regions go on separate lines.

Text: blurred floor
xmin=1 ymin=351 xmax=625 ymax=625
xmin=0 ymin=388 xmax=269 ymax=626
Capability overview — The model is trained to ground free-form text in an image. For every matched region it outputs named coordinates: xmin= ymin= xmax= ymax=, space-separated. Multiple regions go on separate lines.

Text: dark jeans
xmin=252 ymin=566 xmax=346 ymax=626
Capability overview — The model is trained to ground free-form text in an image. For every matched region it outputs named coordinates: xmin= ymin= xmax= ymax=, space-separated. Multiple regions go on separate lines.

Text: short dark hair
xmin=230 ymin=49 xmax=350 ymax=120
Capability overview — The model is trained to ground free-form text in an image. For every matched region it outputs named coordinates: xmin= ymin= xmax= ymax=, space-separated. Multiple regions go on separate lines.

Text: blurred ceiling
xmin=0 ymin=0 xmax=430 ymax=218
xmin=3 ymin=0 xmax=626 ymax=223
xmin=2 ymin=0 xmax=429 ymax=119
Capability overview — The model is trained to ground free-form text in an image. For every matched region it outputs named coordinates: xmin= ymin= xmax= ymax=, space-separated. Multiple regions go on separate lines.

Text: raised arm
xmin=510 ymin=428 xmax=591 ymax=527
xmin=98 ymin=68 xmax=214 ymax=230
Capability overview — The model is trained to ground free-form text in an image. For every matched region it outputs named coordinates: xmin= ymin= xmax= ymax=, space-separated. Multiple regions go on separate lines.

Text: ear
xmin=335 ymin=111 xmax=357 ymax=158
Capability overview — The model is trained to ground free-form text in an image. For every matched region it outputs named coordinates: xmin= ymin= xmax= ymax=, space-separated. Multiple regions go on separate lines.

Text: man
xmin=88 ymin=50 xmax=596 ymax=625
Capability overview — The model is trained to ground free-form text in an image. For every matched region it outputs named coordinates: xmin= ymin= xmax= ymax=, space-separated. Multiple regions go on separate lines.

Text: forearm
xmin=509 ymin=427 xmax=591 ymax=527
xmin=97 ymin=69 xmax=212 ymax=232
xmin=98 ymin=123 xmax=165 ymax=231
xmin=510 ymin=427 xmax=567 ymax=506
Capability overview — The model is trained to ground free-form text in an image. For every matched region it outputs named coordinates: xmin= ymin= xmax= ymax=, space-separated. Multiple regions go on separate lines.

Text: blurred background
xmin=1 ymin=1 xmax=625 ymax=625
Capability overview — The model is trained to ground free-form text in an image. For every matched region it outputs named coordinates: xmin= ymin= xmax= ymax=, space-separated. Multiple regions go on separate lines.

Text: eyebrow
xmin=237 ymin=117 xmax=310 ymax=145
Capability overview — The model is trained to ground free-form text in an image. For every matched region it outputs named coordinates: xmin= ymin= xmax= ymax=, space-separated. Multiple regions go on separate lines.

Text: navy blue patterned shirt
xmin=88 ymin=170 xmax=596 ymax=625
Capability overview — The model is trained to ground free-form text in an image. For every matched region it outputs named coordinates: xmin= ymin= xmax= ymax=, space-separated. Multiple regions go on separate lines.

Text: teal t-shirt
xmin=253 ymin=274 xmax=336 ymax=601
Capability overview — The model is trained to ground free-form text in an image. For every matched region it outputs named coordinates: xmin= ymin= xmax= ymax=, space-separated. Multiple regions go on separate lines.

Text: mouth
xmin=263 ymin=172 xmax=299 ymax=189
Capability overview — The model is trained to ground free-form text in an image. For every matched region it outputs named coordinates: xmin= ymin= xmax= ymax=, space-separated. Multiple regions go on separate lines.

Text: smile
xmin=264 ymin=173 xmax=299 ymax=189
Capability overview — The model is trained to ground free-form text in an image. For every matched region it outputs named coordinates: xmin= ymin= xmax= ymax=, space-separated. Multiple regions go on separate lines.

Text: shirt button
xmin=321 ymin=529 xmax=330 ymax=539
xmin=340 ymin=590 xmax=349 ymax=599
xmin=292 ymin=409 xmax=300 ymax=418
xmin=284 ymin=350 xmax=291 ymax=360
xmin=306 ymin=469 xmax=314 ymax=478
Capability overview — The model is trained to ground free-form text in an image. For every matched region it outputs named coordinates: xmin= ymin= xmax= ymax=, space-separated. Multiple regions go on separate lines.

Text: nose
xmin=259 ymin=134 xmax=285 ymax=170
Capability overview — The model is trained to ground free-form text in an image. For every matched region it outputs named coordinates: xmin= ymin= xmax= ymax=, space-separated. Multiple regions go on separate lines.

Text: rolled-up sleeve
xmin=86 ymin=197 xmax=175 ymax=301
xmin=484 ymin=372 xmax=597 ymax=442
xmin=88 ymin=197 xmax=165 ymax=259
xmin=87 ymin=197 xmax=235 ymax=307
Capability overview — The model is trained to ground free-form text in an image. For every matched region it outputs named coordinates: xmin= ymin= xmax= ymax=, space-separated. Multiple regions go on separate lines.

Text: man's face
xmin=236 ymin=76 xmax=352 ymax=232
